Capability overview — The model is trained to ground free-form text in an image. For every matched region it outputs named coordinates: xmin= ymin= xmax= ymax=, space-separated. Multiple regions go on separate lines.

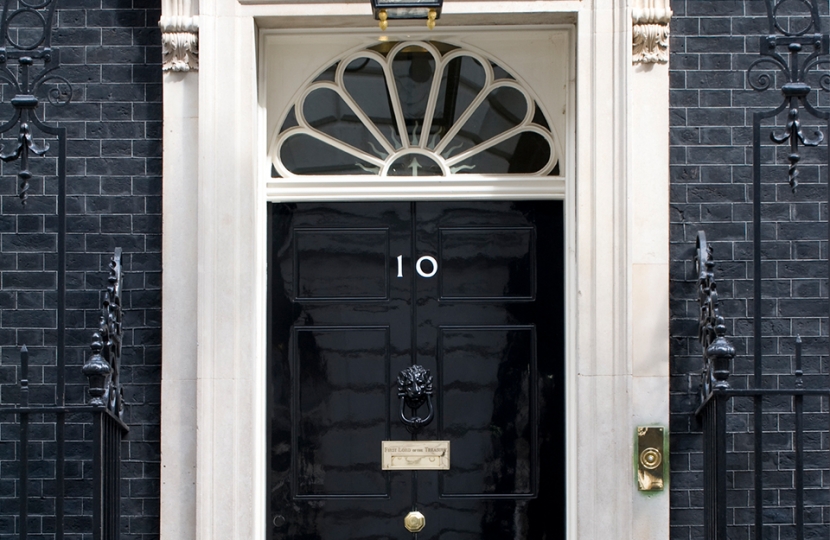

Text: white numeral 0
xmin=416 ymin=256 xmax=438 ymax=278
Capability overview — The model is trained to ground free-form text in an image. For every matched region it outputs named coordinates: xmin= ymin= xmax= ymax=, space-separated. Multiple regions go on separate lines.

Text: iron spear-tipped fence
xmin=0 ymin=0 xmax=128 ymax=538
xmin=695 ymin=2 xmax=830 ymax=539
xmin=0 ymin=248 xmax=127 ymax=540
xmin=696 ymin=231 xmax=830 ymax=539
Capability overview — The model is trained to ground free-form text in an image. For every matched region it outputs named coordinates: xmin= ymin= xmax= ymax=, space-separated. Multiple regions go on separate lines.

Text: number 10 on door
xmin=397 ymin=255 xmax=438 ymax=278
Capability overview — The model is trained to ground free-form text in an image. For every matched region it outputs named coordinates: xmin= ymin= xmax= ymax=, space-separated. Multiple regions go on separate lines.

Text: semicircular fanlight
xmin=272 ymin=41 xmax=560 ymax=178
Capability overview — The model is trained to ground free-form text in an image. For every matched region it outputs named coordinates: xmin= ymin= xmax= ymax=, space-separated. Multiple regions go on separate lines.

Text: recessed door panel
xmin=295 ymin=228 xmax=390 ymax=300
xmin=439 ymin=325 xmax=535 ymax=497
xmin=268 ymin=201 xmax=564 ymax=539
xmin=439 ymin=228 xmax=535 ymax=300
xmin=294 ymin=326 xmax=391 ymax=497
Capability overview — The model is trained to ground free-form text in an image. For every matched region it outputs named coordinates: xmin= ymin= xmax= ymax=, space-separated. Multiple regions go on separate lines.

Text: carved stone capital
xmin=160 ymin=16 xmax=198 ymax=72
xmin=633 ymin=22 xmax=670 ymax=65
xmin=632 ymin=0 xmax=672 ymax=65
xmin=632 ymin=0 xmax=672 ymax=22
xmin=162 ymin=31 xmax=198 ymax=72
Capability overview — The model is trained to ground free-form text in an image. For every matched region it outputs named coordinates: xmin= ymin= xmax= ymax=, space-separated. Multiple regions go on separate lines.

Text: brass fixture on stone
xmin=637 ymin=426 xmax=664 ymax=491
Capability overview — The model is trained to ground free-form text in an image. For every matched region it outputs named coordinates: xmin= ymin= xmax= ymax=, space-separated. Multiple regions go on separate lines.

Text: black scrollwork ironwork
xmin=696 ymin=231 xmax=735 ymax=402
xmin=0 ymin=0 xmax=70 ymax=203
xmin=747 ymin=0 xmax=830 ymax=191
xmin=83 ymin=248 xmax=124 ymax=418
xmin=396 ymin=364 xmax=434 ymax=433
xmin=696 ymin=5 xmax=830 ymax=539
xmin=0 ymin=5 xmax=127 ymax=540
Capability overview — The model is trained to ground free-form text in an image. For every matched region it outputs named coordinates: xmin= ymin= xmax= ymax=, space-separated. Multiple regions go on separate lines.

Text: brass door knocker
xmin=397 ymin=365 xmax=434 ymax=433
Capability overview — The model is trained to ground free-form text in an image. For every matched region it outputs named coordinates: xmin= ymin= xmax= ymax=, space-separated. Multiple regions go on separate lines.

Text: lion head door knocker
xmin=397 ymin=365 xmax=434 ymax=433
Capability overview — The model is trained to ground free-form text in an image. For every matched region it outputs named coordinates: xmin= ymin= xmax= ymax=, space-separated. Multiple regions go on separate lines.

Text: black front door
xmin=268 ymin=201 xmax=565 ymax=539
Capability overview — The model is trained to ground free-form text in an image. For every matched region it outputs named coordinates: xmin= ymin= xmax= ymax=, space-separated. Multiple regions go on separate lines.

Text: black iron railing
xmin=0 ymin=249 xmax=127 ymax=540
xmin=696 ymin=2 xmax=830 ymax=538
xmin=0 ymin=0 xmax=127 ymax=538
xmin=696 ymin=232 xmax=830 ymax=539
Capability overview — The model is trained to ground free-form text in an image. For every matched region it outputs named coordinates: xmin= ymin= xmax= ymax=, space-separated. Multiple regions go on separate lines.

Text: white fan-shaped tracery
xmin=271 ymin=41 xmax=561 ymax=178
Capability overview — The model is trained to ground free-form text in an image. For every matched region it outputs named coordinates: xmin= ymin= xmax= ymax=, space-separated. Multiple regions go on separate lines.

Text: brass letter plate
xmin=382 ymin=441 xmax=450 ymax=470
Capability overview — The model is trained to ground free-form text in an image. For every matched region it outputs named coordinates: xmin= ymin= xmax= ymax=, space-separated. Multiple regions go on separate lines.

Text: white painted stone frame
xmin=159 ymin=1 xmax=671 ymax=540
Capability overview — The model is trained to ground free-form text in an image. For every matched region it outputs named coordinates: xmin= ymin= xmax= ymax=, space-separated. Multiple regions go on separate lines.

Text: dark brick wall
xmin=671 ymin=1 xmax=830 ymax=539
xmin=0 ymin=0 xmax=161 ymax=538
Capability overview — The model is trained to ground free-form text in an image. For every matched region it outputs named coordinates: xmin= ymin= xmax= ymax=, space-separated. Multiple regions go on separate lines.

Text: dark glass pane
xmin=452 ymin=131 xmax=552 ymax=175
xmin=433 ymin=41 xmax=460 ymax=55
xmin=342 ymin=57 xmax=399 ymax=149
xmin=314 ymin=62 xmax=338 ymax=82
xmin=367 ymin=41 xmax=395 ymax=56
xmin=430 ymin=56 xmax=486 ymax=148
xmin=280 ymin=134 xmax=377 ymax=175
xmin=303 ymin=87 xmax=388 ymax=158
xmin=491 ymin=62 xmax=514 ymax=81
xmin=549 ymin=161 xmax=560 ymax=176
xmin=387 ymin=154 xmax=443 ymax=176
xmin=392 ymin=46 xmax=435 ymax=145
xmin=531 ymin=105 xmax=550 ymax=131
xmin=280 ymin=105 xmax=298 ymax=131
xmin=442 ymin=86 xmax=527 ymax=159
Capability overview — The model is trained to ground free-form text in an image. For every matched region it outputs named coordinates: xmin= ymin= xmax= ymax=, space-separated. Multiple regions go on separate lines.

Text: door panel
xmin=439 ymin=227 xmax=535 ymax=300
xmin=438 ymin=325 xmax=535 ymax=497
xmin=294 ymin=228 xmax=390 ymax=300
xmin=294 ymin=326 xmax=390 ymax=497
xmin=268 ymin=201 xmax=564 ymax=539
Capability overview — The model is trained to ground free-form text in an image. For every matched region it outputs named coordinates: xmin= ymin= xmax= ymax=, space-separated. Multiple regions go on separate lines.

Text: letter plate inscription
xmin=381 ymin=441 xmax=450 ymax=471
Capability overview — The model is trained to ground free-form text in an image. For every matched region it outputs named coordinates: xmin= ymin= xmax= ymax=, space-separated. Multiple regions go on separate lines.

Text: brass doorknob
xmin=404 ymin=511 xmax=425 ymax=533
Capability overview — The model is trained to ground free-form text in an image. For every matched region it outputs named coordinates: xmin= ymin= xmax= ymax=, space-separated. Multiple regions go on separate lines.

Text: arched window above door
xmin=269 ymin=41 xmax=562 ymax=178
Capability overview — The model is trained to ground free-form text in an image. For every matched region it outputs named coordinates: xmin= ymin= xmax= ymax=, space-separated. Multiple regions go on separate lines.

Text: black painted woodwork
xmin=268 ymin=201 xmax=564 ymax=539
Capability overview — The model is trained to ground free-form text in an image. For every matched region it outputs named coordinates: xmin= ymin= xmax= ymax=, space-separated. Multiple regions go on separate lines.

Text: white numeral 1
xmin=397 ymin=255 xmax=403 ymax=278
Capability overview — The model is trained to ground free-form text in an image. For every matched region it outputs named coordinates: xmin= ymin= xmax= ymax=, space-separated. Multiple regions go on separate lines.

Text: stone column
xmin=629 ymin=0 xmax=671 ymax=536
xmin=159 ymin=0 xmax=199 ymax=537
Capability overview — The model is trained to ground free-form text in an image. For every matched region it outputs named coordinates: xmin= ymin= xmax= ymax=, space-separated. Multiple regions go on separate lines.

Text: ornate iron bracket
xmin=83 ymin=248 xmax=124 ymax=418
xmin=748 ymin=0 xmax=830 ymax=191
xmin=0 ymin=0 xmax=71 ymax=203
xmin=696 ymin=231 xmax=735 ymax=403
xmin=396 ymin=364 xmax=434 ymax=433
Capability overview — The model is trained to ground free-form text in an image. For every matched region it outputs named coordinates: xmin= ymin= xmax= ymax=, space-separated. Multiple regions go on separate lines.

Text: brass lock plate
xmin=637 ymin=426 xmax=664 ymax=491
xmin=404 ymin=511 xmax=425 ymax=533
